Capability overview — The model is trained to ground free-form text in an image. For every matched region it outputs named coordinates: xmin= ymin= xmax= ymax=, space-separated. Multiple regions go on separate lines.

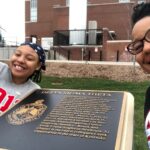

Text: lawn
xmin=39 ymin=76 xmax=150 ymax=150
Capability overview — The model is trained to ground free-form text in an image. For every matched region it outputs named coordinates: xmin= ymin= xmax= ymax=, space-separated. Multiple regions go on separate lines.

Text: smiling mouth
xmin=14 ymin=64 xmax=25 ymax=71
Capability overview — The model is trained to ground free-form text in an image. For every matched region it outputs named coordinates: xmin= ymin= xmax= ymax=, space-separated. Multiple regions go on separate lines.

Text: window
xmin=30 ymin=0 xmax=37 ymax=22
xmin=119 ymin=0 xmax=130 ymax=3
xmin=31 ymin=35 xmax=37 ymax=43
xmin=66 ymin=0 xmax=70 ymax=6
xmin=138 ymin=0 xmax=145 ymax=4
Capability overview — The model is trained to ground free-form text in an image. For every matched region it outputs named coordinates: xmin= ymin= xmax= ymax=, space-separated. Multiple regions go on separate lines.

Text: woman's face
xmin=132 ymin=16 xmax=150 ymax=73
xmin=9 ymin=45 xmax=40 ymax=84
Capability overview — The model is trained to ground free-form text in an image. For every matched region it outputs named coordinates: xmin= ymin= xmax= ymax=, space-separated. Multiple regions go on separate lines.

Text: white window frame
xmin=66 ymin=0 xmax=70 ymax=6
xmin=30 ymin=0 xmax=37 ymax=22
xmin=138 ymin=0 xmax=145 ymax=4
xmin=119 ymin=0 xmax=130 ymax=3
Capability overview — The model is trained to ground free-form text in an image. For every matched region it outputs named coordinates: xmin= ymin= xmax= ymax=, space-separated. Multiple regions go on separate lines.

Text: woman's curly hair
xmin=132 ymin=2 xmax=150 ymax=26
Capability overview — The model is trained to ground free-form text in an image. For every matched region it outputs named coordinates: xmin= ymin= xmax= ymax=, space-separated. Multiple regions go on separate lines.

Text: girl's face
xmin=9 ymin=45 xmax=40 ymax=84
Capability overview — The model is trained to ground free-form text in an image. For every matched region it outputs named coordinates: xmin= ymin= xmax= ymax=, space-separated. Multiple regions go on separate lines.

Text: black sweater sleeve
xmin=144 ymin=86 xmax=150 ymax=120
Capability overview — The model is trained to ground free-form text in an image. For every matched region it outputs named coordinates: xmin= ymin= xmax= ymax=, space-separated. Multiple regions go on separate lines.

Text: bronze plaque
xmin=0 ymin=89 xmax=130 ymax=150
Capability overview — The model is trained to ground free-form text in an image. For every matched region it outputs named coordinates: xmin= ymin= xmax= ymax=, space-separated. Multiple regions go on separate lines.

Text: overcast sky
xmin=0 ymin=0 xmax=87 ymax=45
xmin=0 ymin=0 xmax=25 ymax=44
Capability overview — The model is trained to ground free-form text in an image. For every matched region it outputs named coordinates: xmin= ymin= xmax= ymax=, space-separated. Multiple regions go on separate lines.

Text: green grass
xmin=39 ymin=76 xmax=150 ymax=149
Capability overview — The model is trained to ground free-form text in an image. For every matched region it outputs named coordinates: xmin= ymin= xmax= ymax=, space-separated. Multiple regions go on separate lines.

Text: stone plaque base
xmin=0 ymin=89 xmax=134 ymax=150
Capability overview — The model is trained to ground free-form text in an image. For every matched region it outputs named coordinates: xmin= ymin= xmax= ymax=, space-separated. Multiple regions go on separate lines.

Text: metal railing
xmin=53 ymin=29 xmax=105 ymax=46
xmin=0 ymin=46 xmax=134 ymax=62
xmin=0 ymin=46 xmax=16 ymax=59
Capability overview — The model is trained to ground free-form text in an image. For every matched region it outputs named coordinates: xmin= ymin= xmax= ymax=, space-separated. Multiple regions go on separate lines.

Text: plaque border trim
xmin=115 ymin=91 xmax=127 ymax=150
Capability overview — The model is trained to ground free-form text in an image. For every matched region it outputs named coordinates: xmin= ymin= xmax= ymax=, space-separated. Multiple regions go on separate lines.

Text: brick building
xmin=25 ymin=0 xmax=147 ymax=61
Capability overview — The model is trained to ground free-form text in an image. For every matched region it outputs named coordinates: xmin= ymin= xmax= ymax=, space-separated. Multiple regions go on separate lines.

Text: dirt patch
xmin=44 ymin=61 xmax=150 ymax=82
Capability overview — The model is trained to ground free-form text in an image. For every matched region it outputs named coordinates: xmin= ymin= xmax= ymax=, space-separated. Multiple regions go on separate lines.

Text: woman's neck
xmin=11 ymin=75 xmax=28 ymax=85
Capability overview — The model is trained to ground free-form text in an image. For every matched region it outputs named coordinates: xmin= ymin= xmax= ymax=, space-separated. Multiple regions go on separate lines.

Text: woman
xmin=127 ymin=2 xmax=150 ymax=149
xmin=0 ymin=42 xmax=46 ymax=114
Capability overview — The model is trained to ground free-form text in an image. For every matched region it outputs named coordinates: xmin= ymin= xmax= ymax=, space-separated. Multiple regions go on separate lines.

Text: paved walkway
xmin=46 ymin=60 xmax=139 ymax=66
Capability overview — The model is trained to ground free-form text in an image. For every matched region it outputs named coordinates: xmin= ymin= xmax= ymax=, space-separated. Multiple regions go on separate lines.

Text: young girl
xmin=0 ymin=42 xmax=46 ymax=115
